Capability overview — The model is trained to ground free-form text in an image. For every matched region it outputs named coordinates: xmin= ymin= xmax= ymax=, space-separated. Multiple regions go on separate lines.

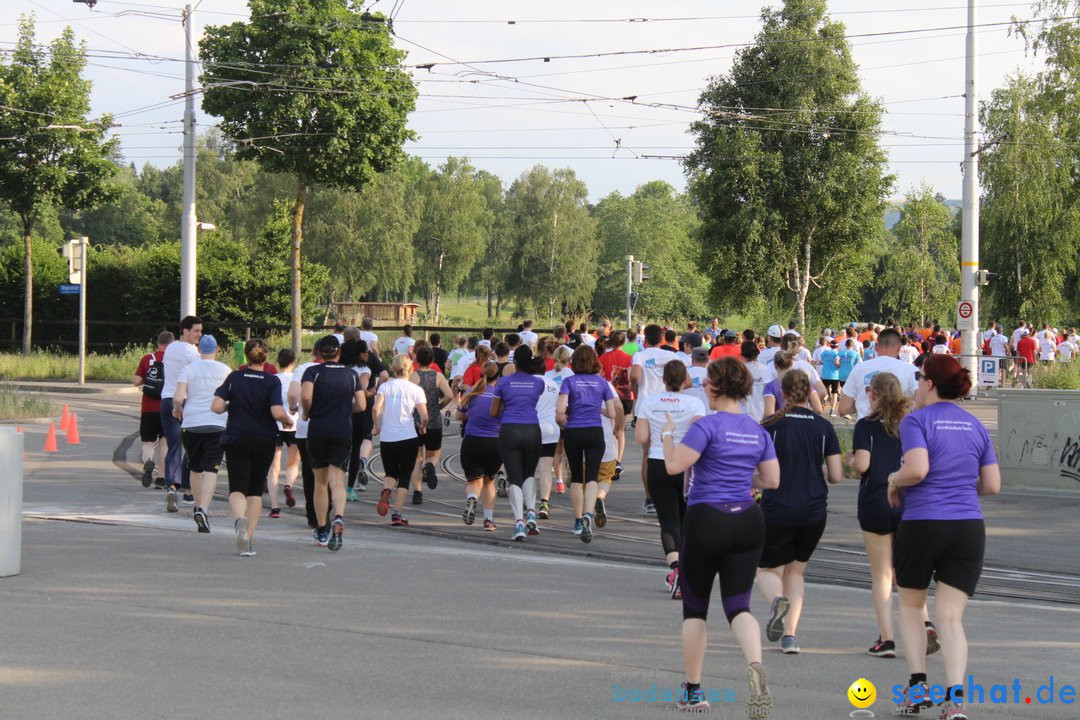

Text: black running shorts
xmin=420 ymin=427 xmax=443 ymax=452
xmin=759 ymin=519 xmax=827 ymax=568
xmin=181 ymin=430 xmax=224 ymax=474
xmin=894 ymin=519 xmax=985 ymax=597
xmin=460 ymin=435 xmax=501 ymax=480
xmin=140 ymin=411 xmax=164 ymax=442
xmin=306 ymin=435 xmax=351 ymax=471
xmin=380 ymin=437 xmax=420 ymax=482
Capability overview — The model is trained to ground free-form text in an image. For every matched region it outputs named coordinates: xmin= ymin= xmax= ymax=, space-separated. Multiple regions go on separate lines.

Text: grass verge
xmin=0 ymin=383 xmax=56 ymax=420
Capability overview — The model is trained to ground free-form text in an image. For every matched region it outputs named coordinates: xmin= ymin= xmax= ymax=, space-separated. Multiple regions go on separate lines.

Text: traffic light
xmin=978 ymin=269 xmax=996 ymax=286
xmin=58 ymin=238 xmax=86 ymax=284
xmin=633 ymin=261 xmax=651 ymax=284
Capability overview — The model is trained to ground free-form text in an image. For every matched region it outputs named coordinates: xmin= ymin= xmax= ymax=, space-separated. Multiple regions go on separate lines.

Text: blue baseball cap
xmin=198 ymin=334 xmax=218 ymax=354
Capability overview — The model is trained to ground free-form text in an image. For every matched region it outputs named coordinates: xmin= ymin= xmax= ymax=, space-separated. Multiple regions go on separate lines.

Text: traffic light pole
xmin=77 ymin=236 xmax=88 ymax=386
xmin=960 ymin=0 xmax=980 ymax=378
xmin=625 ymin=254 xmax=634 ymax=330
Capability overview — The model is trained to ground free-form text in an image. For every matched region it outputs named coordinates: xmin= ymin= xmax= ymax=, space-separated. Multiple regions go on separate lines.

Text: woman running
xmin=635 ymin=360 xmax=705 ymax=597
xmin=409 ymin=344 xmax=454 ymax=504
xmin=888 ymin=355 xmax=1000 ymax=719
xmin=846 ymin=372 xmax=938 ymax=659
xmin=457 ymin=361 xmax=502 ymax=531
xmin=756 ymin=370 xmax=843 ymax=655
xmin=211 ymin=338 xmax=293 ymax=556
xmin=534 ymin=358 xmax=561 ymax=519
xmin=373 ymin=354 xmax=428 ymax=527
xmin=660 ymin=357 xmax=779 ymax=714
xmin=491 ymin=345 xmax=546 ymax=542
xmin=267 ymin=348 xmax=301 ymax=518
xmin=342 ymin=340 xmax=374 ymax=499
xmin=544 ymin=344 xmax=574 ymax=494
xmin=556 ymin=346 xmax=620 ymax=544
xmin=762 ymin=352 xmax=823 ymax=416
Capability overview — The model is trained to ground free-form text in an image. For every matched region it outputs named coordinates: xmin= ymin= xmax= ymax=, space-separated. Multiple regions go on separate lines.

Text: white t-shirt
xmin=162 ymin=340 xmax=200 ymax=400
xmin=983 ymin=328 xmax=997 ymax=343
xmin=452 ymin=351 xmax=475 ymax=380
xmin=632 ymin=347 xmax=674 ymax=410
xmin=478 ymin=339 xmax=492 ymax=349
xmin=740 ymin=359 xmax=777 ymax=423
xmin=519 ymin=330 xmax=538 ymax=348
xmin=276 ymin=371 xmax=299 ymax=432
xmin=989 ymin=333 xmax=1009 ymax=357
xmin=637 ymin=391 xmax=706 ymax=460
xmin=932 ymin=344 xmax=951 ymax=355
xmin=177 ymin=358 xmax=231 ymax=429
xmin=792 ymin=359 xmax=822 ymax=388
xmin=601 ymin=380 xmax=618 ymax=463
xmin=544 ymin=366 xmax=574 ymax=388
xmin=795 ymin=347 xmax=811 ymax=363
xmin=811 ymin=345 xmax=826 ymax=367
xmin=899 ymin=345 xmax=919 ymax=364
xmin=291 ymin=361 xmax=318 ymax=439
xmin=535 ymin=377 xmax=561 ymax=445
xmin=581 ymin=334 xmax=596 ymax=348
xmin=759 ymin=346 xmax=781 ymax=365
xmin=377 ymin=378 xmax=427 ymax=442
xmin=1057 ymin=341 xmax=1075 ymax=362
xmin=1039 ymin=337 xmax=1058 ymax=361
xmin=686 ymin=365 xmax=710 ymax=410
xmin=841 ymin=355 xmax=919 ymax=419
xmin=674 ymin=351 xmax=693 ymax=367
xmin=393 ymin=336 xmax=416 ymax=357
xmin=1011 ymin=328 xmax=1025 ymax=348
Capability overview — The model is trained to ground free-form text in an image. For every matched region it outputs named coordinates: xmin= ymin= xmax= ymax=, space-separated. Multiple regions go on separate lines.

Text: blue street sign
xmin=59 ymin=283 xmax=81 ymax=295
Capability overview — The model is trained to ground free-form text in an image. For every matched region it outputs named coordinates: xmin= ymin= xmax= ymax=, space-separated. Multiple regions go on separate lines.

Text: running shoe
xmin=182 ymin=494 xmax=195 ymax=506
xmin=554 ymin=479 xmax=565 ymax=494
xmin=140 ymin=460 xmax=154 ymax=488
xmin=283 ymin=484 xmax=296 ymax=507
xmin=463 ymin=497 xmax=477 ymax=526
xmin=675 ymin=682 xmax=709 ymax=711
xmin=925 ymin=622 xmax=940 ymax=655
xmin=356 ymin=457 xmax=369 ymax=486
xmin=234 ymin=517 xmax=249 ymax=553
xmin=666 ymin=567 xmax=682 ymax=599
xmin=346 ymin=488 xmax=359 ymax=502
xmin=166 ymin=488 xmax=178 ymax=513
xmin=269 ymin=507 xmax=281 ymax=519
xmin=938 ymin=700 xmax=968 ymax=720
xmin=483 ymin=518 xmax=497 ymax=531
xmin=594 ymin=497 xmax=608 ymax=528
xmin=869 ymin=637 xmax=897 ymax=658
xmin=613 ymin=461 xmax=622 ymax=481
xmin=526 ymin=510 xmax=539 ymax=536
xmin=328 ymin=518 xmax=344 ymax=551
xmin=154 ymin=476 xmax=166 ymax=489
xmin=240 ymin=541 xmax=256 ymax=558
xmin=643 ymin=499 xmax=656 ymax=515
xmin=580 ymin=513 xmax=593 ymax=543
xmin=443 ymin=410 xmax=451 ymax=427
xmin=391 ymin=513 xmax=409 ymax=527
xmin=355 ymin=480 xmax=366 ymax=492
xmin=412 ymin=490 xmax=423 ymax=505
xmin=537 ymin=499 xmax=550 ymax=519
xmin=894 ymin=682 xmax=934 ymax=715
xmin=513 ymin=521 xmax=526 ymax=541
xmin=496 ymin=471 xmax=508 ymax=497
xmin=193 ymin=509 xmax=210 ymax=534
xmin=376 ymin=488 xmax=391 ymax=516
xmin=747 ymin=662 xmax=772 ymax=718
xmin=766 ymin=596 xmax=791 ymax=642
xmin=314 ymin=528 xmax=329 ymax=547
xmin=572 ymin=518 xmax=584 ymax=536
xmin=423 ymin=461 xmax=438 ymax=490
xmin=780 ymin=635 xmax=799 ymax=654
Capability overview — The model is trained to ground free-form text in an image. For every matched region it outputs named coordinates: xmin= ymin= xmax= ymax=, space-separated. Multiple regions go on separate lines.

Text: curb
xmin=2 ymin=382 xmax=138 ymax=396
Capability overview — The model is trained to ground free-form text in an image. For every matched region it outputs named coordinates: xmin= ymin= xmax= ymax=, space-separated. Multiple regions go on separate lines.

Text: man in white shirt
xmin=518 ymin=320 xmax=539 ymax=350
xmin=392 ymin=324 xmax=416 ymax=356
xmin=159 ymin=315 xmax=202 ymax=510
xmin=1039 ymin=332 xmax=1058 ymax=364
xmin=759 ymin=324 xmax=785 ymax=365
xmin=837 ymin=328 xmax=918 ymax=419
xmin=898 ymin=336 xmax=920 ymax=364
xmin=1011 ymin=322 xmax=1028 ymax=350
xmin=359 ymin=317 xmax=380 ymax=356
xmin=630 ymin=324 xmax=673 ymax=515
xmin=739 ymin=342 xmax=776 ymax=422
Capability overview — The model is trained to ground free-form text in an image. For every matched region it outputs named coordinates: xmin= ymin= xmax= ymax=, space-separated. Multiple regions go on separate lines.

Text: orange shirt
xmin=950 ymin=335 xmax=962 ymax=354
xmin=858 ymin=330 xmax=877 ymax=344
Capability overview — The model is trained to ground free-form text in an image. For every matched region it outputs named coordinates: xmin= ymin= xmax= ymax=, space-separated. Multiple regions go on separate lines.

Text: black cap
xmin=317 ymin=335 xmax=340 ymax=357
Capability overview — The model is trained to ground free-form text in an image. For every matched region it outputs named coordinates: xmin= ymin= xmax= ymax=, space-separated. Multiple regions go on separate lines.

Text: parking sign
xmin=979 ymin=358 xmax=999 ymax=387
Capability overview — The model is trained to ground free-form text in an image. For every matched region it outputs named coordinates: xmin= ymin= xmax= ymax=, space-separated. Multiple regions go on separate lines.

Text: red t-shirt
xmin=598 ymin=348 xmax=632 ymax=381
xmin=544 ymin=357 xmax=555 ymax=372
xmin=135 ymin=350 xmax=165 ymax=414
xmin=1017 ymin=336 xmax=1037 ymax=364
xmin=709 ymin=343 xmax=742 ymax=361
xmin=239 ymin=363 xmax=277 ymax=374
xmin=463 ymin=362 xmax=484 ymax=389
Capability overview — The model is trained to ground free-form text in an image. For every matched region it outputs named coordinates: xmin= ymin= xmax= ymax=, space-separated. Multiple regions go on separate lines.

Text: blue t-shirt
xmin=838 ymin=349 xmax=860 ymax=381
xmin=464 ymin=386 xmax=501 ymax=438
xmin=214 ymin=369 xmax=282 ymax=439
xmin=301 ymin=362 xmax=359 ymax=439
xmin=762 ymin=407 xmax=840 ymax=525
xmin=559 ymin=373 xmax=614 ymax=429
xmin=899 ymin=402 xmax=997 ymax=521
xmin=681 ymin=412 xmax=776 ymax=505
xmin=820 ymin=349 xmax=840 ymax=381
xmin=493 ymin=374 xmax=545 ymax=424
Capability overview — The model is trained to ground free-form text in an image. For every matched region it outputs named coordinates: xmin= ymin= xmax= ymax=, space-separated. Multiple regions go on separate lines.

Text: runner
xmin=544 ymin=345 xmax=574 ymax=497
xmin=172 ymin=334 xmax=230 ymax=533
xmin=132 ymin=331 xmax=172 ymax=489
xmin=160 ymin=315 xmax=202 ymax=512
xmin=430 ymin=332 xmax=450 ymax=373
xmin=302 ymin=336 xmax=367 ymax=550
xmin=288 ymin=346 xmax=323 ymax=528
xmin=740 ymin=341 xmax=775 ymax=423
xmin=837 ymin=328 xmax=919 ymax=420
xmin=359 ymin=316 xmax=380 ymax=356
xmin=519 ymin=320 xmax=538 ymax=350
xmin=898 ymin=336 xmax=920 ymax=365
xmin=534 ymin=357 xmax=562 ymax=520
xmin=819 ymin=340 xmax=840 ymax=415
xmin=756 ymin=370 xmax=843 ymax=655
xmin=557 ymin=346 xmax=620 ymax=544
xmin=457 ymin=362 xmax=502 ymax=531
xmin=659 ymin=357 xmax=779 ymax=714
xmin=599 ymin=332 xmax=633 ymax=474
xmin=762 ymin=352 xmax=822 ymax=416
xmin=393 ymin=324 xmax=416 ymax=357
xmin=631 ymin=324 xmax=673 ymax=516
xmin=686 ymin=346 xmax=711 ymax=411
xmin=635 ymin=361 xmax=705 ymax=597
xmin=340 ymin=340 xmax=373 ymax=501
xmin=490 ymin=346 xmax=546 ymax=542
xmin=446 ymin=335 xmax=469 ymax=379
xmin=888 ymin=355 xmax=1001 ymax=719
xmin=365 ymin=355 xmax=423 ymax=529
xmin=1058 ymin=333 xmax=1077 ymax=363
xmin=267 ymin=349 xmax=301 ymax=519
xmin=408 ymin=345 xmax=454 ymax=505
xmin=759 ymin=325 xmax=785 ymax=365
xmin=838 ymin=339 xmax=862 ymax=392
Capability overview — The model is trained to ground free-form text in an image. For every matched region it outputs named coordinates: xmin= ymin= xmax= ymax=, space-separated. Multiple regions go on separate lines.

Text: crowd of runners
xmin=131 ymin=314 xmax=1009 ymax=719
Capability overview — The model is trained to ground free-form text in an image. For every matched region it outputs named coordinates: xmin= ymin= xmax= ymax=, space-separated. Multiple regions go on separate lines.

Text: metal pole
xmin=78 ymin=236 xmax=88 ymax=386
xmin=625 ymin=255 xmax=634 ymax=330
xmin=960 ymin=0 xmax=980 ymax=378
xmin=180 ymin=4 xmax=198 ymax=319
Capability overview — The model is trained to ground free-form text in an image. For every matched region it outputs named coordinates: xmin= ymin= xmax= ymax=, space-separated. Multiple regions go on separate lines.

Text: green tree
xmin=684 ymin=0 xmax=892 ymax=331
xmin=592 ymin=181 xmax=707 ymax=323
xmin=61 ymin=165 xmax=170 ymax=247
xmin=200 ymin=1 xmax=417 ymax=352
xmin=0 ymin=17 xmax=119 ymax=353
xmin=504 ymin=165 xmax=598 ymax=322
xmin=875 ymin=186 xmax=959 ymax=325
xmin=471 ymin=169 xmax=510 ymax=319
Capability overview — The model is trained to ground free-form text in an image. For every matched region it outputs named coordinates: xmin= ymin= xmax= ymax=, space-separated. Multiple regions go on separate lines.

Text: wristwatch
xmin=661 ymin=431 xmax=675 ymax=440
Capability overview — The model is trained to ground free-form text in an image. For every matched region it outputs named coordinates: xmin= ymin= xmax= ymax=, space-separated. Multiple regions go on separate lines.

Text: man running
xmin=836 ymin=328 xmax=918 ymax=420
xmin=160 ymin=315 xmax=202 ymax=512
xmin=133 ymin=330 xmax=172 ymax=488
xmin=630 ymin=324 xmax=673 ymax=515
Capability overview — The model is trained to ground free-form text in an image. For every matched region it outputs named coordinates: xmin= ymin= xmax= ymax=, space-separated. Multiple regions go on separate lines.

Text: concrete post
xmin=0 ymin=427 xmax=24 ymax=577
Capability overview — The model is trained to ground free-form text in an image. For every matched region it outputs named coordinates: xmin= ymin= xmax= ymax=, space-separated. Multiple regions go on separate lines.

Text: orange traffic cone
xmin=59 ymin=404 xmax=70 ymax=431
xmin=43 ymin=422 xmax=59 ymax=452
xmin=66 ymin=413 xmax=81 ymax=445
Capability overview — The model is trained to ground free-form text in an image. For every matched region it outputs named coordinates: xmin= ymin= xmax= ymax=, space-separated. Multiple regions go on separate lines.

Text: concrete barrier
xmin=998 ymin=388 xmax=1080 ymax=491
xmin=0 ymin=426 xmax=23 ymax=576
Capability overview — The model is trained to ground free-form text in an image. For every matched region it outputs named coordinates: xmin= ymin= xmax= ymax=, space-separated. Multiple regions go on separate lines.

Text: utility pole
xmin=180 ymin=4 xmax=197 ymax=319
xmin=625 ymin=255 xmax=634 ymax=329
xmin=960 ymin=0 xmax=980 ymax=377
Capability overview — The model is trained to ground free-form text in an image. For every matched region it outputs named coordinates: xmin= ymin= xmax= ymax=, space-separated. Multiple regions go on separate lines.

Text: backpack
xmin=142 ymin=355 xmax=164 ymax=399
xmin=610 ymin=364 xmax=633 ymax=403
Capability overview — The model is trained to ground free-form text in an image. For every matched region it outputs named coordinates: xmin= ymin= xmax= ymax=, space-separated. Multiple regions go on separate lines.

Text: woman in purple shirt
xmin=556 ymin=346 xmax=619 ymax=544
xmin=456 ymin=362 xmax=501 ymax=532
xmin=886 ymin=354 xmax=1000 ymax=719
xmin=661 ymin=357 xmax=780 ymax=714
xmin=491 ymin=346 xmax=546 ymax=541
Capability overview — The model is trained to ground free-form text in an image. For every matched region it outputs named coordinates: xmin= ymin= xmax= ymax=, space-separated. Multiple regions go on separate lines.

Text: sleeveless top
xmin=414 ymin=369 xmax=442 ymax=425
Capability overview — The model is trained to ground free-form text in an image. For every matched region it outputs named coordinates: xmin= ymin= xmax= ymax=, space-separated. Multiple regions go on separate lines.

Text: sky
xmin=0 ymin=0 xmax=1048 ymax=202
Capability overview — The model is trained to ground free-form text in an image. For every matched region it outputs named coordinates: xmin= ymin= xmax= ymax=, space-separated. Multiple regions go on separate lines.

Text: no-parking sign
xmin=957 ymin=300 xmax=975 ymax=331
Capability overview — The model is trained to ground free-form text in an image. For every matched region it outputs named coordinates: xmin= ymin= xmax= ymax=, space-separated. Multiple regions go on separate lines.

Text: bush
xmin=0 ymin=383 xmax=56 ymax=419
xmin=1032 ymin=361 xmax=1080 ymax=390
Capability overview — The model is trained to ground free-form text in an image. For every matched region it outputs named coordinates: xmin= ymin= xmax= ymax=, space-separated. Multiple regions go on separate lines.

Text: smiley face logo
xmin=848 ymin=678 xmax=876 ymax=709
